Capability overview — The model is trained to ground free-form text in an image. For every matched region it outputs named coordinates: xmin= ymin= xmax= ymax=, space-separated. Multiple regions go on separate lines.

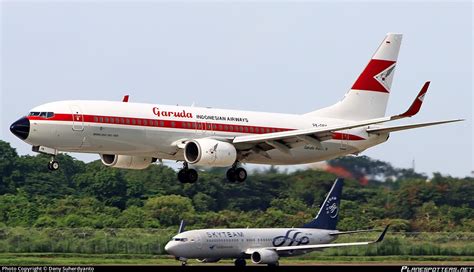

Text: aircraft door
xmin=70 ymin=105 xmax=84 ymax=131
xmin=193 ymin=234 xmax=202 ymax=249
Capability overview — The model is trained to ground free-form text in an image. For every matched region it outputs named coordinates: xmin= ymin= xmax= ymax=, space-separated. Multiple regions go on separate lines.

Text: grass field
xmin=1 ymin=229 xmax=473 ymax=266
xmin=0 ymin=253 xmax=473 ymax=266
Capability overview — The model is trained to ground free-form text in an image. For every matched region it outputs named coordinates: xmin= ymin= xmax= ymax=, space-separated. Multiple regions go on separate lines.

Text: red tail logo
xmin=351 ymin=59 xmax=396 ymax=93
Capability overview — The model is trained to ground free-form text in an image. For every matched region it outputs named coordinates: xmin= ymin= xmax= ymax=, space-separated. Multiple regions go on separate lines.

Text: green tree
xmin=144 ymin=195 xmax=195 ymax=226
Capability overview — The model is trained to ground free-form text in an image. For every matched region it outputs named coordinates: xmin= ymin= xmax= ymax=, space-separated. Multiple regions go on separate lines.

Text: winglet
xmin=396 ymin=81 xmax=430 ymax=118
xmin=178 ymin=220 xmax=186 ymax=234
xmin=122 ymin=95 xmax=130 ymax=102
xmin=375 ymin=224 xmax=390 ymax=243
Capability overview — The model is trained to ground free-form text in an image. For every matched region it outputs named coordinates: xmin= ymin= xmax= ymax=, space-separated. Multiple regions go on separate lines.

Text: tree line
xmin=0 ymin=140 xmax=473 ymax=232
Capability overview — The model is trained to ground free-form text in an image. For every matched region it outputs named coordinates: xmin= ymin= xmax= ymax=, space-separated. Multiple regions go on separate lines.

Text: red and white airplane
xmin=10 ymin=33 xmax=461 ymax=183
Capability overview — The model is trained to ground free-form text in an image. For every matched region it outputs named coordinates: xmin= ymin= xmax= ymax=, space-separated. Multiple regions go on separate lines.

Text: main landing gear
xmin=234 ymin=258 xmax=246 ymax=267
xmin=177 ymin=162 xmax=198 ymax=184
xmin=226 ymin=164 xmax=247 ymax=183
xmin=47 ymin=158 xmax=60 ymax=171
xmin=176 ymin=162 xmax=247 ymax=184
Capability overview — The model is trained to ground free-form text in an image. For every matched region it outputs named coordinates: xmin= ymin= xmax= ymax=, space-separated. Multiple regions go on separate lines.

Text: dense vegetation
xmin=0 ymin=140 xmax=472 ymax=232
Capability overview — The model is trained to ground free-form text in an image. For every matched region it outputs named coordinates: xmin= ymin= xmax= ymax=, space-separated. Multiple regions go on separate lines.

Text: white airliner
xmin=165 ymin=178 xmax=389 ymax=266
xmin=10 ymin=33 xmax=461 ymax=183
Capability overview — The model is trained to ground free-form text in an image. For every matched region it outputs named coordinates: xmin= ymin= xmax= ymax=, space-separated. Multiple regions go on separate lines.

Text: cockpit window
xmin=173 ymin=238 xmax=188 ymax=242
xmin=28 ymin=112 xmax=55 ymax=118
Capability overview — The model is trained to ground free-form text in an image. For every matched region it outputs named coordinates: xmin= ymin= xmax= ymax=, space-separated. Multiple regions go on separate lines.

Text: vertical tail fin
xmin=302 ymin=178 xmax=343 ymax=230
xmin=305 ymin=33 xmax=403 ymax=120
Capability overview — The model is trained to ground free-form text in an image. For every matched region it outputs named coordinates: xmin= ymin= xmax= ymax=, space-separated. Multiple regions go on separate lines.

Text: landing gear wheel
xmin=177 ymin=167 xmax=199 ymax=184
xmin=226 ymin=168 xmax=236 ymax=182
xmin=268 ymin=261 xmax=279 ymax=267
xmin=234 ymin=258 xmax=246 ymax=267
xmin=235 ymin=167 xmax=247 ymax=182
xmin=186 ymin=169 xmax=198 ymax=184
xmin=178 ymin=169 xmax=188 ymax=183
xmin=48 ymin=160 xmax=59 ymax=171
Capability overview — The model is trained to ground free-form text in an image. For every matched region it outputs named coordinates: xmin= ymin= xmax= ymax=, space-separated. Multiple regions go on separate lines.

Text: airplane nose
xmin=10 ymin=117 xmax=30 ymax=140
xmin=164 ymin=242 xmax=174 ymax=254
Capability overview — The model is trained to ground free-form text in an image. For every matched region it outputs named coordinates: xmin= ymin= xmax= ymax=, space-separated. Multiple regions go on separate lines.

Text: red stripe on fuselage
xmin=28 ymin=114 xmax=366 ymax=141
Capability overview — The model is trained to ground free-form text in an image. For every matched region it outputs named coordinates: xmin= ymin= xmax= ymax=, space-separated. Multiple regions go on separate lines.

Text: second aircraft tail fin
xmin=302 ymin=178 xmax=343 ymax=230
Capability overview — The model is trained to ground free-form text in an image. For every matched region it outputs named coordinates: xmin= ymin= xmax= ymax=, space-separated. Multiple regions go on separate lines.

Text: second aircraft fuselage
xmin=165 ymin=228 xmax=337 ymax=259
xmin=19 ymin=100 xmax=389 ymax=165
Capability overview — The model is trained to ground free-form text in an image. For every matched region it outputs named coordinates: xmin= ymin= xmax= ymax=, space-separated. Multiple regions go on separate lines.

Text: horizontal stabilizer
xmin=367 ymin=119 xmax=463 ymax=134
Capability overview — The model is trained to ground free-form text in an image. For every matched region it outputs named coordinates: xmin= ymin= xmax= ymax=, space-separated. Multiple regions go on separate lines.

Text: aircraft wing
xmin=245 ymin=225 xmax=389 ymax=255
xmin=366 ymin=119 xmax=463 ymax=134
xmin=233 ymin=82 xmax=430 ymax=152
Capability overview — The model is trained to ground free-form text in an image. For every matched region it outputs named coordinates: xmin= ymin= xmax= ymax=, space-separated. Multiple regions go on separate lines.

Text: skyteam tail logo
xmin=325 ymin=196 xmax=339 ymax=219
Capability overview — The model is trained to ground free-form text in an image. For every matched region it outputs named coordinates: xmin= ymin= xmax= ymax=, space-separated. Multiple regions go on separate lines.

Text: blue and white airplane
xmin=165 ymin=178 xmax=389 ymax=266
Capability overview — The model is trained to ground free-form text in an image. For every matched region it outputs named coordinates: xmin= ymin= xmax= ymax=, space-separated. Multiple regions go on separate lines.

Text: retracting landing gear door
xmin=70 ymin=105 xmax=84 ymax=131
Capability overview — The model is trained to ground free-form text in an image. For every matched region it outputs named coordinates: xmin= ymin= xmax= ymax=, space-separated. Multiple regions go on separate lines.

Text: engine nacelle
xmin=184 ymin=139 xmax=237 ymax=167
xmin=100 ymin=154 xmax=153 ymax=170
xmin=196 ymin=258 xmax=221 ymax=263
xmin=251 ymin=249 xmax=279 ymax=265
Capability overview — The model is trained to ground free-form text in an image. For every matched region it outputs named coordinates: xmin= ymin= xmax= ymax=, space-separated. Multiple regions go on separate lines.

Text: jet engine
xmin=251 ymin=249 xmax=279 ymax=265
xmin=100 ymin=154 xmax=153 ymax=170
xmin=183 ymin=138 xmax=237 ymax=167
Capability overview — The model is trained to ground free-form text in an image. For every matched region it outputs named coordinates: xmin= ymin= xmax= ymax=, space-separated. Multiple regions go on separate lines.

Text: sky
xmin=1 ymin=1 xmax=472 ymax=177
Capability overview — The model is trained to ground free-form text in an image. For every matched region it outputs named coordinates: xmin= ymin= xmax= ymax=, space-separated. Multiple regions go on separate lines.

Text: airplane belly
xmin=244 ymin=141 xmax=360 ymax=165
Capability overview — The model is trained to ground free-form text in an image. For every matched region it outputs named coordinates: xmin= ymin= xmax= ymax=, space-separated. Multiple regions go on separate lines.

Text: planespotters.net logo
xmin=401 ymin=266 xmax=474 ymax=272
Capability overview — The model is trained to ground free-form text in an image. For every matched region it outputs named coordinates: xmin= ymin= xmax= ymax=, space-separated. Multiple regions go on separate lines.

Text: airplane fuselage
xmin=22 ymin=100 xmax=389 ymax=165
xmin=165 ymin=228 xmax=337 ymax=259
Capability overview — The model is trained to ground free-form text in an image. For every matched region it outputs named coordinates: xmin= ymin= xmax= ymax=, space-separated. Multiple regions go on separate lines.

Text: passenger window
xmin=94 ymin=117 xmax=98 ymax=122
xmin=99 ymin=117 xmax=103 ymax=123
xmin=132 ymin=119 xmax=136 ymax=125
xmin=126 ymin=119 xmax=130 ymax=124
xmin=143 ymin=120 xmax=147 ymax=126
xmin=110 ymin=118 xmax=114 ymax=123
xmin=116 ymin=118 xmax=120 ymax=123
xmin=137 ymin=119 xmax=141 ymax=125
xmin=160 ymin=121 xmax=164 ymax=127
xmin=105 ymin=117 xmax=109 ymax=123
xmin=171 ymin=122 xmax=176 ymax=128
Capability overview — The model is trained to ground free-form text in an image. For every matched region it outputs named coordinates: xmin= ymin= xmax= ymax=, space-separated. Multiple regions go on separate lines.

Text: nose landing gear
xmin=47 ymin=159 xmax=59 ymax=171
